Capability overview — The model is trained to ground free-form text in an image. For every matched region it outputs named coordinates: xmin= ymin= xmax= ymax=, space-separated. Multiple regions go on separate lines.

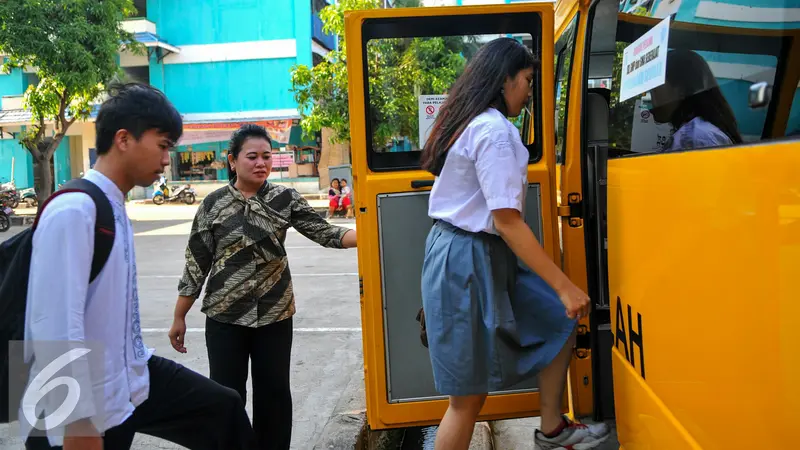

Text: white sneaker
xmin=534 ymin=416 xmax=611 ymax=450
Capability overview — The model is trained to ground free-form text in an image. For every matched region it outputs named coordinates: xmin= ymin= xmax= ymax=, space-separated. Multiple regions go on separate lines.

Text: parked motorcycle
xmin=0 ymin=181 xmax=19 ymax=209
xmin=152 ymin=183 xmax=196 ymax=205
xmin=19 ymin=188 xmax=37 ymax=207
xmin=0 ymin=195 xmax=13 ymax=232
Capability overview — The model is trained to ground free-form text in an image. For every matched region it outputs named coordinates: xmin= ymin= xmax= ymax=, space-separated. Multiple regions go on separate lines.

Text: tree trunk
xmin=33 ymin=135 xmax=64 ymax=205
xmin=34 ymin=153 xmax=54 ymax=205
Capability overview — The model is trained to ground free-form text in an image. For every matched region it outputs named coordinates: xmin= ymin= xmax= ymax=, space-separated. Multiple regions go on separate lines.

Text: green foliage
xmin=0 ymin=0 xmax=141 ymax=197
xmin=290 ymin=0 xmax=474 ymax=146
xmin=609 ymin=41 xmax=634 ymax=150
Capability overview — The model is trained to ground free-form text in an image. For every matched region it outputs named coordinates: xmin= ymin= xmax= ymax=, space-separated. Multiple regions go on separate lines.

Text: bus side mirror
xmin=749 ymin=81 xmax=772 ymax=109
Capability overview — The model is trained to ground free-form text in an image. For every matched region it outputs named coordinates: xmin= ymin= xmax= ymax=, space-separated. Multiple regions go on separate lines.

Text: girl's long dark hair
xmin=664 ymin=49 xmax=743 ymax=144
xmin=420 ymin=38 xmax=538 ymax=175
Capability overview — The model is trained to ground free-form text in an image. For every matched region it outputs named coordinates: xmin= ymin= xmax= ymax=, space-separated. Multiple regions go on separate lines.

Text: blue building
xmin=1 ymin=0 xmax=337 ymax=194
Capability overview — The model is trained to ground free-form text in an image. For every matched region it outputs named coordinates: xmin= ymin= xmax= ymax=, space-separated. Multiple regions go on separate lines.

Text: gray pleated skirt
xmin=420 ymin=220 xmax=576 ymax=396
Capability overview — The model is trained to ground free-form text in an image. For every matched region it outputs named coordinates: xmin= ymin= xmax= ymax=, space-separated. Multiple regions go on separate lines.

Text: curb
xmin=471 ymin=422 xmax=495 ymax=450
xmin=10 ymin=215 xmax=34 ymax=227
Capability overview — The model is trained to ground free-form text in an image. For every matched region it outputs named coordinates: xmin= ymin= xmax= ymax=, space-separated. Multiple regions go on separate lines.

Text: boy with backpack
xmin=3 ymin=83 xmax=257 ymax=450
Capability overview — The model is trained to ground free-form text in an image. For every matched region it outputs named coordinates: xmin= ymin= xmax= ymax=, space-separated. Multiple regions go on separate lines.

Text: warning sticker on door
xmin=418 ymin=95 xmax=448 ymax=148
xmin=630 ymin=98 xmax=674 ymax=152
xmin=619 ymin=16 xmax=670 ymax=103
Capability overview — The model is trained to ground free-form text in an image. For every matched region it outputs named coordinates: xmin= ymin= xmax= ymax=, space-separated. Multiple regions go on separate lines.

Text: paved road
xmin=0 ymin=210 xmax=363 ymax=450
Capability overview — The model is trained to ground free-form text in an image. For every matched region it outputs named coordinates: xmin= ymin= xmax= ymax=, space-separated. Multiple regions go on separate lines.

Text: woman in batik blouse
xmin=168 ymin=124 xmax=356 ymax=450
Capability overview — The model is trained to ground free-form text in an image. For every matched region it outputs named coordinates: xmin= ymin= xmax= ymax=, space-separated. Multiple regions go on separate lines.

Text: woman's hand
xmin=555 ymin=281 xmax=591 ymax=320
xmin=169 ymin=295 xmax=196 ymax=353
xmin=168 ymin=317 xmax=187 ymax=353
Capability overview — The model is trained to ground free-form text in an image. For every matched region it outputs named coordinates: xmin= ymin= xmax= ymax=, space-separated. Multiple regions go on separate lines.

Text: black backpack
xmin=0 ymin=178 xmax=116 ymax=423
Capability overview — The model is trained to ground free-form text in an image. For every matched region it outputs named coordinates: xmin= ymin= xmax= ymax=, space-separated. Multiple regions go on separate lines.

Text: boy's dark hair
xmin=95 ymin=83 xmax=183 ymax=155
xmin=227 ymin=124 xmax=273 ymax=178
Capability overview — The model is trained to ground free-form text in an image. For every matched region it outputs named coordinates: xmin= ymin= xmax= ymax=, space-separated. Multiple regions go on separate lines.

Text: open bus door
xmin=343 ymin=3 xmax=572 ymax=430
xmin=560 ymin=0 xmax=800 ymax=445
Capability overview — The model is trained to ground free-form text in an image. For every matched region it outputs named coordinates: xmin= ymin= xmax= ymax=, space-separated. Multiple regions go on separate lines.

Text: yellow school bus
xmin=344 ymin=0 xmax=799 ymax=447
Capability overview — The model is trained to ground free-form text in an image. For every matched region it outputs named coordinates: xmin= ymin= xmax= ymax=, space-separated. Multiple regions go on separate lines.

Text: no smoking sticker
xmin=418 ymin=95 xmax=448 ymax=148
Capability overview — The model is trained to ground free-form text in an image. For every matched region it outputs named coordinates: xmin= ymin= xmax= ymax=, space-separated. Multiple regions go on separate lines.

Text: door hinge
xmin=575 ymin=324 xmax=591 ymax=359
xmin=557 ymin=193 xmax=583 ymax=228
xmin=359 ymin=275 xmax=364 ymax=298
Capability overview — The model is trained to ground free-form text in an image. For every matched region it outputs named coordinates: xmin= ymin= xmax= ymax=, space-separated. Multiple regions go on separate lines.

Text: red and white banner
xmin=177 ymin=119 xmax=296 ymax=146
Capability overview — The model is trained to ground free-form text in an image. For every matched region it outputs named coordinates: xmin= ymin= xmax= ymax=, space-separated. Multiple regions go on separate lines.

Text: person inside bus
xmin=168 ymin=124 xmax=358 ymax=450
xmin=418 ymin=38 xmax=611 ymax=450
xmin=649 ymin=49 xmax=743 ymax=152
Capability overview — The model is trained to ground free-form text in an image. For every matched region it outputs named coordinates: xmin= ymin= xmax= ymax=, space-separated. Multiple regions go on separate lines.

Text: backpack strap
xmin=32 ymin=179 xmax=116 ymax=282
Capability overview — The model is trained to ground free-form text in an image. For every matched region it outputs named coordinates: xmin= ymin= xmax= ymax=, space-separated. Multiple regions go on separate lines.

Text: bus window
xmin=555 ymin=14 xmax=579 ymax=164
xmin=789 ymin=88 xmax=800 ymax=136
xmin=361 ymin=13 xmax=544 ymax=171
xmin=584 ymin=0 xmax=800 ymax=157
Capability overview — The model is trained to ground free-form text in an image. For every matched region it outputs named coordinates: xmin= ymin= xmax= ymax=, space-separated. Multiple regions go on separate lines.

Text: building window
xmin=173 ymin=148 xmax=225 ymax=181
xmin=132 ymin=0 xmax=147 ymax=18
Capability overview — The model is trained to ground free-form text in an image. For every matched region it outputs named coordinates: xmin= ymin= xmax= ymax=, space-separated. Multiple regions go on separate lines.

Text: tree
xmin=290 ymin=0 xmax=475 ymax=149
xmin=0 ymin=0 xmax=142 ymax=202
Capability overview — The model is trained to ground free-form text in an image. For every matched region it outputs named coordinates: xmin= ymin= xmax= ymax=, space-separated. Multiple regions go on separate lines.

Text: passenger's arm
xmin=492 ymin=209 xmax=588 ymax=318
xmin=473 ymin=128 xmax=589 ymax=319
xmin=289 ymin=190 xmax=355 ymax=249
xmin=27 ymin=195 xmax=99 ymax=432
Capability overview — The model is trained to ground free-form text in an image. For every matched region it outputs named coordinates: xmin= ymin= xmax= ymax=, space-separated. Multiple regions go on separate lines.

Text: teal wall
xmin=295 ymin=0 xmax=313 ymax=69
xmin=53 ymin=137 xmax=71 ymax=186
xmin=147 ymin=0 xmax=297 ymax=45
xmin=148 ymin=52 xmax=165 ymax=92
xmin=673 ymin=0 xmax=800 ymax=29
xmin=146 ymin=0 xmax=310 ymax=114
xmin=0 ymin=140 xmax=33 ymax=188
xmin=162 ymin=58 xmax=298 ymax=113
xmin=0 ymin=67 xmax=25 ymax=99
xmin=0 ymin=137 xmax=71 ymax=189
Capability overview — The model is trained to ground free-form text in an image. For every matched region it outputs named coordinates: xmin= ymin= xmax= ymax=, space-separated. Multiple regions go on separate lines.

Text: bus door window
xmin=364 ymin=31 xmax=540 ymax=171
xmin=585 ymin=0 xmax=799 ymax=158
xmin=555 ymin=15 xmax=580 ymax=165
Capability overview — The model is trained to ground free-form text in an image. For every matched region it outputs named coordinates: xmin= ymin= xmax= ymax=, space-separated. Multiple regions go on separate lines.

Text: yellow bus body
xmin=345 ymin=0 xmax=800 ymax=446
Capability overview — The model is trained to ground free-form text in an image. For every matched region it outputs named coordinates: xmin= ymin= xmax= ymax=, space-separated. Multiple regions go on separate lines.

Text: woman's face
xmin=502 ymin=67 xmax=534 ymax=117
xmin=229 ymin=137 xmax=272 ymax=185
xmin=331 ymin=180 xmax=340 ymax=189
xmin=340 ymin=180 xmax=348 ymax=189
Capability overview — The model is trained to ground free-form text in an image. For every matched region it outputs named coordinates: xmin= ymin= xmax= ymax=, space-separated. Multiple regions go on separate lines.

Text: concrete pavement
xmin=0 ymin=203 xmax=616 ymax=450
xmin=0 ymin=215 xmax=365 ymax=450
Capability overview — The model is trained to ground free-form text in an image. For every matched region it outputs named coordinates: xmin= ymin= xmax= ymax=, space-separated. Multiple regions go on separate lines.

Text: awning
xmin=133 ymin=32 xmax=180 ymax=59
xmin=177 ymin=118 xmax=299 ymax=147
xmin=287 ymin=125 xmax=319 ymax=148
xmin=0 ymin=104 xmax=100 ymax=126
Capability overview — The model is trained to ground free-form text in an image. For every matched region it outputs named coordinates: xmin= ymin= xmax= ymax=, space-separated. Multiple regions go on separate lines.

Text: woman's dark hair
xmin=227 ymin=124 xmax=272 ymax=178
xmin=340 ymin=178 xmax=348 ymax=184
xmin=420 ymin=38 xmax=538 ymax=175
xmin=663 ymin=49 xmax=743 ymax=144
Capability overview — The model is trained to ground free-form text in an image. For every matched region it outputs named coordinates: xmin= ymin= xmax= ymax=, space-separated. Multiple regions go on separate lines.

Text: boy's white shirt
xmin=21 ymin=169 xmax=154 ymax=447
